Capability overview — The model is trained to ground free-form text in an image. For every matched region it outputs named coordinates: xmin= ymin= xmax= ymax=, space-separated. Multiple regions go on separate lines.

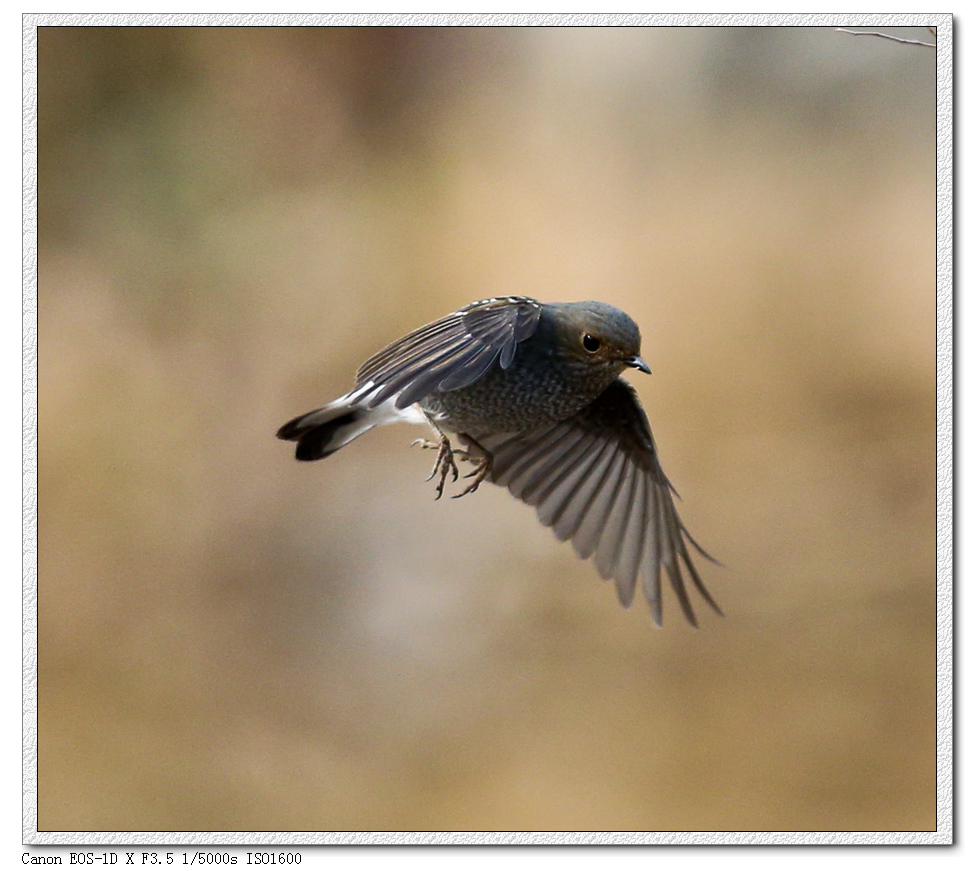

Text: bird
xmin=277 ymin=296 xmax=721 ymax=626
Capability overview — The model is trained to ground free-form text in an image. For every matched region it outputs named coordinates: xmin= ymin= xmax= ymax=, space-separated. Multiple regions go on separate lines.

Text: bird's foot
xmin=450 ymin=453 xmax=492 ymax=499
xmin=413 ymin=434 xmax=491 ymax=499
xmin=413 ymin=435 xmax=460 ymax=500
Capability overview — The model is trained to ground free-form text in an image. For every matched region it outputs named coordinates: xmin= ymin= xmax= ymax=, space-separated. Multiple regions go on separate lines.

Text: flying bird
xmin=278 ymin=296 xmax=721 ymax=625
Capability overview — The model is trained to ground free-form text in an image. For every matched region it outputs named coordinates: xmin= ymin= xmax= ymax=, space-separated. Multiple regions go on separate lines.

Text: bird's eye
xmin=582 ymin=333 xmax=601 ymax=353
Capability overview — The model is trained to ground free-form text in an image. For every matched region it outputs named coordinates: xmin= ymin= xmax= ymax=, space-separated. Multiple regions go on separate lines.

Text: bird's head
xmin=548 ymin=300 xmax=651 ymax=377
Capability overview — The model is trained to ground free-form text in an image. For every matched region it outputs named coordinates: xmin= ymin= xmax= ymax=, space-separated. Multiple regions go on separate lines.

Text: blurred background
xmin=36 ymin=25 xmax=937 ymax=833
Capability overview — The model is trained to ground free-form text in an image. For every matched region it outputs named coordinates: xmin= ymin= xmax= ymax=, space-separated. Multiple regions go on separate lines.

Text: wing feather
xmin=354 ymin=297 xmax=542 ymax=409
xmin=571 ymin=447 xmax=627 ymax=560
xmin=492 ymin=425 xmax=573 ymax=486
xmin=613 ymin=471 xmax=647 ymax=609
xmin=536 ymin=437 xmax=613 ymax=533
xmin=473 ymin=378 xmax=720 ymax=626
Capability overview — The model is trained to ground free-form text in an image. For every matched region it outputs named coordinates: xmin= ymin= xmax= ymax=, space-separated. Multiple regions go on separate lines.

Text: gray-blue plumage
xmin=277 ymin=296 xmax=720 ymax=626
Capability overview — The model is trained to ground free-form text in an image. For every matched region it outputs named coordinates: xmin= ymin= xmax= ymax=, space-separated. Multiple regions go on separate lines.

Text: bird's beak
xmin=624 ymin=355 xmax=652 ymax=374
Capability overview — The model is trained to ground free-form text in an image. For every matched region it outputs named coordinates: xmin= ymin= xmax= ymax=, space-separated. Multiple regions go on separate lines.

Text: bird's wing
xmin=473 ymin=378 xmax=721 ymax=626
xmin=353 ymin=296 xmax=543 ymax=410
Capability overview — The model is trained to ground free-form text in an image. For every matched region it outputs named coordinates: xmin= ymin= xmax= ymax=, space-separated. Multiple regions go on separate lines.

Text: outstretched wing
xmin=353 ymin=296 xmax=543 ymax=410
xmin=473 ymin=378 xmax=721 ymax=626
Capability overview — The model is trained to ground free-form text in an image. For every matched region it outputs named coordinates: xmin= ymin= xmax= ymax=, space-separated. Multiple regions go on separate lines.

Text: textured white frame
xmin=21 ymin=10 xmax=952 ymax=852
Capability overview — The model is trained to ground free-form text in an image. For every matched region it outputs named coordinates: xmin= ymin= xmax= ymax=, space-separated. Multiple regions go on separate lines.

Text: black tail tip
xmin=277 ymin=409 xmax=358 ymax=461
xmin=294 ymin=439 xmax=338 ymax=462
xmin=276 ymin=416 xmax=306 ymax=441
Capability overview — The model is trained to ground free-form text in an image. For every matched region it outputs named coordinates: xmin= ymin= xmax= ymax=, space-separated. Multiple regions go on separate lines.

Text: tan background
xmin=37 ymin=25 xmax=937 ymax=832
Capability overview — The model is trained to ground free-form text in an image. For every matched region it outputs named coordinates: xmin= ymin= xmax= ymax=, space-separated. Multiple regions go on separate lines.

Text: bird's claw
xmin=414 ymin=434 xmax=490 ymax=499
xmin=414 ymin=434 xmax=460 ymax=499
xmin=450 ymin=457 xmax=491 ymax=498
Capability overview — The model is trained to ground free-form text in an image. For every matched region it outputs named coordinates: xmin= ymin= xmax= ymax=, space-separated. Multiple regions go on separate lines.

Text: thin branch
xmin=834 ymin=28 xmax=936 ymax=48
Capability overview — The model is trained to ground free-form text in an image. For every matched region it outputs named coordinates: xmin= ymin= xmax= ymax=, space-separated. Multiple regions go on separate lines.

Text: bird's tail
xmin=277 ymin=393 xmax=423 ymax=461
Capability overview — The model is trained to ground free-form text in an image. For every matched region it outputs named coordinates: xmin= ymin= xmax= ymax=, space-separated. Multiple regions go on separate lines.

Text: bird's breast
xmin=420 ymin=353 xmax=614 ymax=434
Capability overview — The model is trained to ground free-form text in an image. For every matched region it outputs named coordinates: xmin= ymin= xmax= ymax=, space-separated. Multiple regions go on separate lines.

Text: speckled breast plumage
xmin=419 ymin=347 xmax=611 ymax=435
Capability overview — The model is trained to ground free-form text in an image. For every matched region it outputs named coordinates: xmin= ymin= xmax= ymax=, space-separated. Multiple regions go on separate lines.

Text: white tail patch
xmin=321 ymin=392 xmax=429 ymax=453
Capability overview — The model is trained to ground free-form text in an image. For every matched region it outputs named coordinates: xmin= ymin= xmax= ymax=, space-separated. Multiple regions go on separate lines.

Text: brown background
xmin=37 ymin=25 xmax=937 ymax=832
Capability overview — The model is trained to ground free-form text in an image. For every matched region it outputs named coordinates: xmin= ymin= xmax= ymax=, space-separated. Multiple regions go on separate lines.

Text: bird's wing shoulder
xmin=354 ymin=296 xmax=543 ymax=409
xmin=475 ymin=378 xmax=721 ymax=626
